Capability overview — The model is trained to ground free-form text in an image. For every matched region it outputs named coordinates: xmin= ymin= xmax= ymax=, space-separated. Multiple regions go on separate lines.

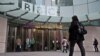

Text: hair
xmin=70 ymin=15 xmax=79 ymax=27
xmin=72 ymin=15 xmax=79 ymax=22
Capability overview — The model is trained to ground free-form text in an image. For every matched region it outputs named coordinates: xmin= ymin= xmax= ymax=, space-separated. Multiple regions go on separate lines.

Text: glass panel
xmin=88 ymin=1 xmax=100 ymax=13
xmin=45 ymin=0 xmax=52 ymax=6
xmin=74 ymin=4 xmax=88 ymax=16
xmin=51 ymin=0 xmax=58 ymax=6
xmin=7 ymin=26 xmax=16 ymax=52
xmin=60 ymin=6 xmax=73 ymax=17
xmin=59 ymin=0 xmax=73 ymax=6
xmin=73 ymin=0 xmax=87 ymax=5
xmin=34 ymin=30 xmax=42 ymax=51
xmin=36 ymin=0 xmax=43 ymax=5
xmin=88 ymin=0 xmax=98 ymax=3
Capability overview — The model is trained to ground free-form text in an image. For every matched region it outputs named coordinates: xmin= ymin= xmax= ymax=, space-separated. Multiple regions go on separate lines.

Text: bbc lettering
xmin=22 ymin=1 xmax=57 ymax=16
xmin=22 ymin=1 xmax=33 ymax=12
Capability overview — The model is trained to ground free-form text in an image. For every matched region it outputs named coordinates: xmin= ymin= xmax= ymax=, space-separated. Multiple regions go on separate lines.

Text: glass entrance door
xmin=7 ymin=27 xmax=66 ymax=52
xmin=50 ymin=30 xmax=61 ymax=51
xmin=7 ymin=26 xmax=17 ymax=52
xmin=32 ymin=29 xmax=62 ymax=51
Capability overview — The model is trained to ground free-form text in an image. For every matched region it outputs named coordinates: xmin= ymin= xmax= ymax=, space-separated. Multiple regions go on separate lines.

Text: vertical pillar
xmin=0 ymin=17 xmax=7 ymax=53
xmin=14 ymin=27 xmax=17 ymax=51
xmin=42 ymin=30 xmax=44 ymax=51
xmin=54 ymin=30 xmax=56 ymax=51
xmin=48 ymin=30 xmax=50 ymax=50
xmin=28 ymin=29 xmax=31 ymax=38
xmin=60 ymin=30 xmax=63 ymax=51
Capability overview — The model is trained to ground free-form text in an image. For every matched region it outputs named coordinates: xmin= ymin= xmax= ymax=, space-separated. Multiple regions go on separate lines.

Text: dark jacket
xmin=69 ymin=22 xmax=85 ymax=42
xmin=93 ymin=39 xmax=98 ymax=45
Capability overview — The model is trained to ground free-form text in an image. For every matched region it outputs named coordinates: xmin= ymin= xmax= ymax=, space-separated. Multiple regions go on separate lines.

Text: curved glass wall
xmin=0 ymin=0 xmax=100 ymax=22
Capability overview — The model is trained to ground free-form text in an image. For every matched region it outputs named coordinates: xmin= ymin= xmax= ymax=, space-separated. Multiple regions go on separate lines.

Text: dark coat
xmin=69 ymin=22 xmax=86 ymax=42
xmin=93 ymin=39 xmax=98 ymax=45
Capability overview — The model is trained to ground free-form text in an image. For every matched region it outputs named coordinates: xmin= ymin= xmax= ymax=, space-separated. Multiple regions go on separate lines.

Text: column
xmin=0 ymin=16 xmax=7 ymax=53
xmin=60 ymin=30 xmax=63 ymax=51
xmin=42 ymin=30 xmax=44 ymax=51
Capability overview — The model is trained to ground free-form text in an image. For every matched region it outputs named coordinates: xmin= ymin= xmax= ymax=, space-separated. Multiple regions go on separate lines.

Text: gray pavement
xmin=0 ymin=51 xmax=100 ymax=56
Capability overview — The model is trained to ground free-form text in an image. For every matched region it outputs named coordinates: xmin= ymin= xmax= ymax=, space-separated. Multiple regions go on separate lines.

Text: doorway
xmin=7 ymin=25 xmax=68 ymax=52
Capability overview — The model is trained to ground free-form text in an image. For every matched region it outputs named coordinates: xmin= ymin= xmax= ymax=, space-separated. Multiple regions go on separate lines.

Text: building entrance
xmin=33 ymin=29 xmax=62 ymax=51
xmin=7 ymin=24 xmax=68 ymax=52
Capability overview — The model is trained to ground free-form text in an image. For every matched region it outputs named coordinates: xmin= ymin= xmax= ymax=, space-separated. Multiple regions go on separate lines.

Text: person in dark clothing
xmin=68 ymin=15 xmax=87 ymax=56
xmin=93 ymin=38 xmax=99 ymax=52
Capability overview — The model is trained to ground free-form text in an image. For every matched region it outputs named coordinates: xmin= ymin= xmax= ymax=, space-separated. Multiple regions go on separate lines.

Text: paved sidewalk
xmin=0 ymin=51 xmax=100 ymax=56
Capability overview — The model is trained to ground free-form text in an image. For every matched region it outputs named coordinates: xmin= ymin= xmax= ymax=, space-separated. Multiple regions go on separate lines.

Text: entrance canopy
xmin=0 ymin=0 xmax=100 ymax=24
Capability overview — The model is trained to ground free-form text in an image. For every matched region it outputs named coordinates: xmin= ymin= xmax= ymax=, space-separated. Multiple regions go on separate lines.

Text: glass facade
xmin=36 ymin=0 xmax=44 ymax=5
xmin=7 ymin=22 xmax=68 ymax=52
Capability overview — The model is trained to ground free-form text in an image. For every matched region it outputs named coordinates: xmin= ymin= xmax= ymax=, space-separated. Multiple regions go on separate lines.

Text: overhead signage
xmin=22 ymin=1 xmax=33 ymax=12
xmin=22 ymin=1 xmax=58 ymax=16
xmin=34 ymin=5 xmax=46 ymax=15
xmin=47 ymin=6 xmax=58 ymax=16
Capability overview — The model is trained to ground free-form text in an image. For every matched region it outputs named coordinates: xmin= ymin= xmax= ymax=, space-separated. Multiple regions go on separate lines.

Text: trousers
xmin=69 ymin=41 xmax=85 ymax=56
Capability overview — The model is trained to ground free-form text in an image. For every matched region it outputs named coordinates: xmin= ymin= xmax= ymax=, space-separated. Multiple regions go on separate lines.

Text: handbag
xmin=78 ymin=23 xmax=87 ymax=35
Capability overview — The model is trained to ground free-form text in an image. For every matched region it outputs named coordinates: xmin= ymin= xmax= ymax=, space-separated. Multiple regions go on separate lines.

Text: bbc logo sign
xmin=20 ymin=1 xmax=58 ymax=16
xmin=21 ymin=1 xmax=34 ymax=12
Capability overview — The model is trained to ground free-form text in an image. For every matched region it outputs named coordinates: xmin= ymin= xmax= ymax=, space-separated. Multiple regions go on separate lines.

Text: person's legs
xmin=97 ymin=46 xmax=99 ymax=52
xmin=69 ymin=41 xmax=76 ymax=56
xmin=62 ymin=46 xmax=66 ymax=52
xmin=66 ymin=44 xmax=69 ymax=53
xmin=77 ymin=41 xmax=85 ymax=56
xmin=62 ymin=46 xmax=64 ymax=52
xmin=96 ymin=46 xmax=97 ymax=52
xmin=97 ymin=47 xmax=99 ymax=52
xmin=96 ymin=47 xmax=98 ymax=52
xmin=31 ymin=44 xmax=34 ymax=51
xmin=94 ymin=46 xmax=96 ymax=52
xmin=95 ymin=45 xmax=99 ymax=52
xmin=66 ymin=46 xmax=68 ymax=53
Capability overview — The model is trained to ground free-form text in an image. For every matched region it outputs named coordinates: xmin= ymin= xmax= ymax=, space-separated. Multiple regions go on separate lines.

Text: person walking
xmin=68 ymin=15 xmax=87 ymax=56
xmin=93 ymin=38 xmax=99 ymax=52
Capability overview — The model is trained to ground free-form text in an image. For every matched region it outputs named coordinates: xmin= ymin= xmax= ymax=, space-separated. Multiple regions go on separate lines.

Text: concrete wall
xmin=74 ymin=26 xmax=100 ymax=51
xmin=0 ymin=16 xmax=7 ymax=53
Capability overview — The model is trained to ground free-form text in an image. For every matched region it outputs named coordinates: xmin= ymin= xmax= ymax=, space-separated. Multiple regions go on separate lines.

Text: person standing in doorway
xmin=30 ymin=37 xmax=35 ymax=51
xmin=93 ymin=38 xmax=99 ymax=52
xmin=16 ymin=38 xmax=22 ymax=52
xmin=26 ymin=37 xmax=31 ymax=51
xmin=68 ymin=15 xmax=87 ymax=56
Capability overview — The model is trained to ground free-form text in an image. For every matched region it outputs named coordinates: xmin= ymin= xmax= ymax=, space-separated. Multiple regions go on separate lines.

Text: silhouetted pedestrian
xmin=69 ymin=15 xmax=87 ymax=56
xmin=93 ymin=38 xmax=99 ymax=52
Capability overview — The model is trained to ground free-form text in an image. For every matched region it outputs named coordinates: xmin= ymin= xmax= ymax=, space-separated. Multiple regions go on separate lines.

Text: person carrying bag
xmin=78 ymin=23 xmax=87 ymax=35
